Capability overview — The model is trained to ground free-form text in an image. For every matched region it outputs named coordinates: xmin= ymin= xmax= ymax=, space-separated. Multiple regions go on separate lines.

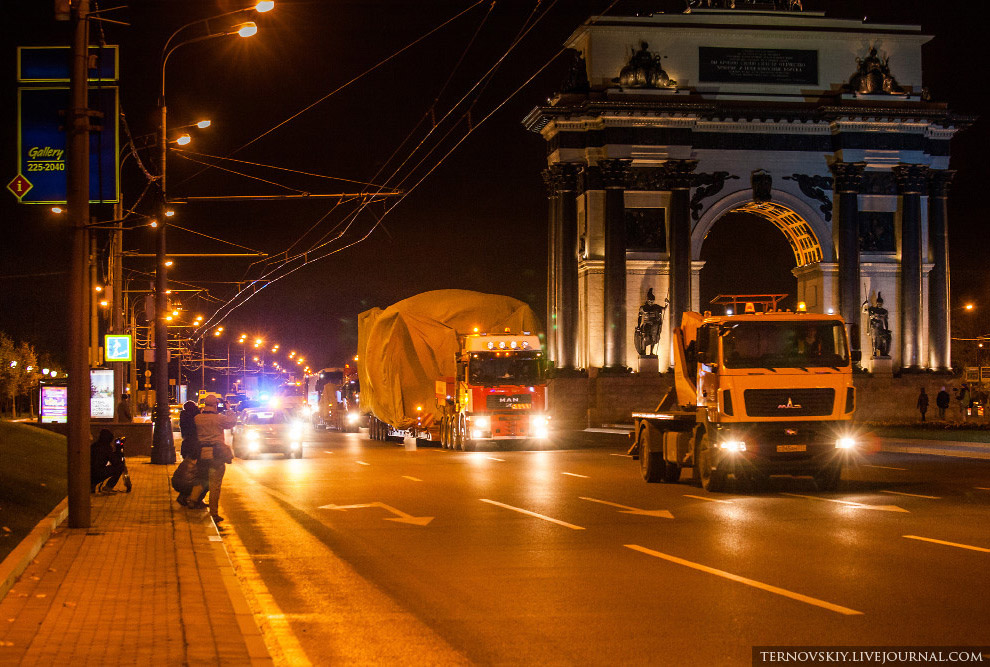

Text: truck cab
xmin=633 ymin=297 xmax=859 ymax=492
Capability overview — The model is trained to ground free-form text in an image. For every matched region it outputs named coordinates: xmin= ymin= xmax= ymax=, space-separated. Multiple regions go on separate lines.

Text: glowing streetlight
xmin=195 ymin=119 xmax=211 ymax=128
xmin=175 ymin=134 xmax=191 ymax=146
xmin=255 ymin=1 xmax=275 ymax=12
xmin=165 ymin=210 xmax=176 ymax=217
xmin=235 ymin=21 xmax=258 ymax=37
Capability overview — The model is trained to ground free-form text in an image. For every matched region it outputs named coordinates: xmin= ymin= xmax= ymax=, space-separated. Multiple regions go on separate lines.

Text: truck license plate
xmin=777 ymin=444 xmax=806 ymax=453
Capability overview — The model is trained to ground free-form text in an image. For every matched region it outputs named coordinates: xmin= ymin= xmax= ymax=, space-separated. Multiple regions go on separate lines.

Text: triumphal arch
xmin=524 ymin=7 xmax=968 ymax=373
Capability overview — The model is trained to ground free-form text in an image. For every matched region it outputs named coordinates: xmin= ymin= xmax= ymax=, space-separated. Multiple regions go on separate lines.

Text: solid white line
xmin=486 ymin=457 xmax=505 ymax=462
xmin=479 ymin=499 xmax=585 ymax=530
xmin=865 ymin=464 xmax=907 ymax=471
xmin=610 ymin=453 xmax=632 ymax=458
xmin=903 ymin=535 xmax=990 ymax=553
xmin=356 ymin=461 xmax=370 ymax=466
xmin=880 ymin=490 xmax=940 ymax=500
xmin=402 ymin=476 xmax=422 ymax=482
xmin=684 ymin=494 xmax=734 ymax=504
xmin=562 ymin=472 xmax=589 ymax=478
xmin=625 ymin=545 xmax=863 ymax=616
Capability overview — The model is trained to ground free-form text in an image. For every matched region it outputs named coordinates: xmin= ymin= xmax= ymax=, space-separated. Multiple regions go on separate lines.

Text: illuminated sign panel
xmin=16 ymin=86 xmax=119 ymax=204
xmin=91 ymin=369 xmax=115 ymax=419
xmin=17 ymin=45 xmax=118 ymax=82
xmin=104 ymin=334 xmax=133 ymax=362
xmin=40 ymin=385 xmax=68 ymax=423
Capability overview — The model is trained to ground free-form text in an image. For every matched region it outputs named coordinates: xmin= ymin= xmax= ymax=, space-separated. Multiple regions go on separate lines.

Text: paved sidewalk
xmin=0 ymin=457 xmax=271 ymax=666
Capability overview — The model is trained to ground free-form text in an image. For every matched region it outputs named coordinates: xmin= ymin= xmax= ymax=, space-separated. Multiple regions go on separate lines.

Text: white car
xmin=231 ymin=409 xmax=306 ymax=459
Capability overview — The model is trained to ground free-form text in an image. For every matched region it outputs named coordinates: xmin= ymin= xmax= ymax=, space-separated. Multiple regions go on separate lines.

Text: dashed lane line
xmin=684 ymin=494 xmax=734 ymax=504
xmin=903 ymin=535 xmax=990 ymax=553
xmin=486 ymin=457 xmax=505 ymax=462
xmin=880 ymin=490 xmax=940 ymax=500
xmin=402 ymin=476 xmax=422 ymax=482
xmin=625 ymin=544 xmax=863 ymax=616
xmin=479 ymin=499 xmax=585 ymax=530
xmin=323 ymin=450 xmax=334 ymax=454
xmin=781 ymin=492 xmax=909 ymax=512
xmin=562 ymin=472 xmax=589 ymax=478
xmin=976 ymin=487 xmax=990 ymax=491
xmin=355 ymin=461 xmax=370 ymax=466
xmin=865 ymin=464 xmax=907 ymax=471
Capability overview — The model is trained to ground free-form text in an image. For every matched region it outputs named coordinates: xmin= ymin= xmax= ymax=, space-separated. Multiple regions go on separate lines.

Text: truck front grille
xmin=743 ymin=388 xmax=835 ymax=417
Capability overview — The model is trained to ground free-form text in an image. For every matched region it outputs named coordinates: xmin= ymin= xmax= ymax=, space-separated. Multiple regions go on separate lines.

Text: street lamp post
xmin=150 ymin=10 xmax=264 ymax=463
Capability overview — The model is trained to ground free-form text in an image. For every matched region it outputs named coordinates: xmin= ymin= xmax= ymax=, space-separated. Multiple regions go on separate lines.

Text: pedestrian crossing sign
xmin=105 ymin=334 xmax=132 ymax=362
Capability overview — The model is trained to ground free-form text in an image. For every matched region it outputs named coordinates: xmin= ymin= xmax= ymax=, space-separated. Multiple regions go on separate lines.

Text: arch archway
xmin=691 ymin=189 xmax=832 ymax=265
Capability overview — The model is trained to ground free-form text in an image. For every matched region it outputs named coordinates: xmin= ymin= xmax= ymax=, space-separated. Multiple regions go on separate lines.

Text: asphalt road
xmin=217 ymin=429 xmax=990 ymax=666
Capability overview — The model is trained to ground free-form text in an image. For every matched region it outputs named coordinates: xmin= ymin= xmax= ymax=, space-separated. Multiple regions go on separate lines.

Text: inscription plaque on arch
xmin=699 ymin=47 xmax=818 ymax=85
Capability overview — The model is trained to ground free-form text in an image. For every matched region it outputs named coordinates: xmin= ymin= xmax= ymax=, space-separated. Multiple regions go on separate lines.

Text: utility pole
xmin=66 ymin=0 xmax=92 ymax=528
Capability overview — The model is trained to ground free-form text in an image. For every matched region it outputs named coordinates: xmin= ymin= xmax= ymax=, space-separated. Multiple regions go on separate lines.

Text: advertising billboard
xmin=40 ymin=385 xmax=68 ymax=423
xmin=91 ymin=369 xmax=115 ymax=419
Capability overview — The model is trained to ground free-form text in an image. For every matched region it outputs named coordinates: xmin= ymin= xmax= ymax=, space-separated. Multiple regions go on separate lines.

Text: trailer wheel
xmin=814 ymin=461 xmax=842 ymax=492
xmin=640 ymin=425 xmax=663 ymax=483
xmin=696 ymin=432 xmax=726 ymax=492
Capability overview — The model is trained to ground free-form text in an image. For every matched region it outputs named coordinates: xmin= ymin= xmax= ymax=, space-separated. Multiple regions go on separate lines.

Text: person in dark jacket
xmin=917 ymin=387 xmax=929 ymax=422
xmin=177 ymin=401 xmax=206 ymax=506
xmin=936 ymin=386 xmax=950 ymax=420
xmin=91 ymin=428 xmax=125 ymax=493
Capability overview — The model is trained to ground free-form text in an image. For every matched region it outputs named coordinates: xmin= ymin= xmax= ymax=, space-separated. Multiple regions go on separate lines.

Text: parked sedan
xmin=231 ymin=409 xmax=306 ymax=459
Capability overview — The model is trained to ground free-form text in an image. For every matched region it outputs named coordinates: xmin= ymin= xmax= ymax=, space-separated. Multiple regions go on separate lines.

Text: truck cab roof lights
xmin=797 ymin=302 xmax=808 ymax=312
xmin=744 ymin=302 xmax=756 ymax=314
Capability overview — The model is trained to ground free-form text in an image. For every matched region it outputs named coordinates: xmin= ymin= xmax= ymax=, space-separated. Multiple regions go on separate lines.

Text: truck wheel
xmin=814 ymin=461 xmax=842 ymax=492
xmin=640 ymin=426 xmax=663 ymax=483
xmin=455 ymin=415 xmax=465 ymax=451
xmin=696 ymin=432 xmax=726 ymax=493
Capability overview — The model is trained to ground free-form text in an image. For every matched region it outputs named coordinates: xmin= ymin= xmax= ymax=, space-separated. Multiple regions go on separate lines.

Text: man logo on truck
xmin=777 ymin=398 xmax=803 ymax=409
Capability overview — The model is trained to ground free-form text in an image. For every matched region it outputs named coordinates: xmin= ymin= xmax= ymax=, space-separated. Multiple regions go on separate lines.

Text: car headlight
xmin=289 ymin=441 xmax=300 ymax=450
xmin=346 ymin=412 xmax=359 ymax=424
xmin=288 ymin=423 xmax=304 ymax=439
xmin=719 ymin=440 xmax=746 ymax=452
xmin=249 ymin=440 xmax=260 ymax=451
xmin=835 ymin=437 xmax=856 ymax=450
xmin=246 ymin=430 xmax=260 ymax=440
xmin=299 ymin=405 xmax=312 ymax=417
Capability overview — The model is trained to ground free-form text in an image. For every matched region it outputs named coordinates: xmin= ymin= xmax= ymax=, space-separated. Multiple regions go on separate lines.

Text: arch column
xmin=665 ymin=160 xmax=698 ymax=332
xmin=896 ymin=164 xmax=929 ymax=371
xmin=928 ymin=170 xmax=955 ymax=371
xmin=600 ymin=159 xmax=631 ymax=369
xmin=541 ymin=168 xmax=559 ymax=364
xmin=548 ymin=163 xmax=581 ymax=370
xmin=830 ymin=162 xmax=865 ymax=361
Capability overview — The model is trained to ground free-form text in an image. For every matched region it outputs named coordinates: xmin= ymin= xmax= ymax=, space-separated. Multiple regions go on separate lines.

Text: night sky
xmin=1 ymin=0 xmax=987 ymax=376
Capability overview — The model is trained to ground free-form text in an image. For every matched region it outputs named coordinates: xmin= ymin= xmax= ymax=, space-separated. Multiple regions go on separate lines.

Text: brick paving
xmin=0 ymin=457 xmax=271 ymax=666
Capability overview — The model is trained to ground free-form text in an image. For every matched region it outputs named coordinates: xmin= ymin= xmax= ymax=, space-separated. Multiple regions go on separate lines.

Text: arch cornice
xmin=691 ymin=189 xmax=835 ymax=263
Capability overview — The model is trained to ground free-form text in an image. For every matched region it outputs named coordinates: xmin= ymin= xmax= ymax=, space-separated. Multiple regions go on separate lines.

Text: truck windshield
xmin=468 ymin=353 xmax=544 ymax=386
xmin=722 ymin=321 xmax=849 ymax=369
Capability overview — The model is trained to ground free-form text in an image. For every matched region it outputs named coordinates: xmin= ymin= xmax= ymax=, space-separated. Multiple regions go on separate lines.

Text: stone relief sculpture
xmin=634 ymin=288 xmax=667 ymax=357
xmin=690 ymin=171 xmax=740 ymax=221
xmin=752 ymin=169 xmax=773 ymax=203
xmin=863 ymin=292 xmax=892 ymax=357
xmin=847 ymin=47 xmax=905 ymax=95
xmin=783 ymin=173 xmax=834 ymax=222
xmin=613 ymin=42 xmax=677 ymax=89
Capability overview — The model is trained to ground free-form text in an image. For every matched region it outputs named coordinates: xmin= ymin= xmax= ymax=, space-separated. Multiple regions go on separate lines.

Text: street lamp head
xmin=51 ymin=206 xmax=64 ymax=214
xmin=966 ymin=303 xmax=975 ymax=311
xmin=165 ymin=210 xmax=176 ymax=217
xmin=234 ymin=22 xmax=258 ymax=37
xmin=254 ymin=1 xmax=275 ymax=12
xmin=196 ymin=119 xmax=212 ymax=128
xmin=175 ymin=134 xmax=192 ymax=146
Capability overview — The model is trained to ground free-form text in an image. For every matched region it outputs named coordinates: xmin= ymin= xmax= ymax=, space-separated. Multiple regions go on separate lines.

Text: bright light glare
xmin=51 ymin=207 xmax=64 ymax=214
xmin=719 ymin=440 xmax=746 ymax=452
xmin=836 ymin=437 xmax=856 ymax=450
xmin=165 ymin=210 xmax=175 ymax=217
xmin=472 ymin=415 xmax=490 ymax=430
xmin=254 ymin=1 xmax=274 ymax=12
xmin=196 ymin=120 xmax=211 ymax=128
xmin=175 ymin=134 xmax=191 ymax=146
xmin=236 ymin=22 xmax=258 ymax=37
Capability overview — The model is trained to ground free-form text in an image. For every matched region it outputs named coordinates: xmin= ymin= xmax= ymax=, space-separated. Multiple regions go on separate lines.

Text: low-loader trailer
xmin=630 ymin=297 xmax=859 ymax=492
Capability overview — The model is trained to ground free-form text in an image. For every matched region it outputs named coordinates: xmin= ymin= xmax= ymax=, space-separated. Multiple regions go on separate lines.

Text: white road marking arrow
xmin=781 ymin=493 xmax=909 ymax=513
xmin=579 ymin=496 xmax=674 ymax=519
xmin=318 ymin=502 xmax=434 ymax=526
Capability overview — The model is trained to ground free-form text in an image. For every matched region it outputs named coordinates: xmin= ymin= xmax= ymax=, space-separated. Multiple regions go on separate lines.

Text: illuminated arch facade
xmin=525 ymin=8 xmax=967 ymax=372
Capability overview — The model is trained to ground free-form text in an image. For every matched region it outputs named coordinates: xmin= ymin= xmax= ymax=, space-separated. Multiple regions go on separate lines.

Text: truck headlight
xmin=346 ymin=412 xmax=359 ymax=424
xmin=530 ymin=414 xmax=549 ymax=438
xmin=288 ymin=423 xmax=304 ymax=439
xmin=249 ymin=440 xmax=260 ymax=452
xmin=247 ymin=430 xmax=260 ymax=441
xmin=470 ymin=415 xmax=490 ymax=430
xmin=835 ymin=437 xmax=856 ymax=450
xmin=719 ymin=440 xmax=746 ymax=452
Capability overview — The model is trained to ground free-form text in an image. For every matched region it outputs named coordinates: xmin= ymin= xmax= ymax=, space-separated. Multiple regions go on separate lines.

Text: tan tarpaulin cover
xmin=357 ymin=290 xmax=542 ymax=430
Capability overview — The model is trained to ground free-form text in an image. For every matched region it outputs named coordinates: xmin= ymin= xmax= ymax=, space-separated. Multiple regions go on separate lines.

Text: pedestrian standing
xmin=116 ymin=396 xmax=133 ymax=423
xmin=957 ymin=384 xmax=971 ymax=422
xmin=191 ymin=394 xmax=237 ymax=524
xmin=935 ymin=386 xmax=950 ymax=420
xmin=916 ymin=387 xmax=929 ymax=422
